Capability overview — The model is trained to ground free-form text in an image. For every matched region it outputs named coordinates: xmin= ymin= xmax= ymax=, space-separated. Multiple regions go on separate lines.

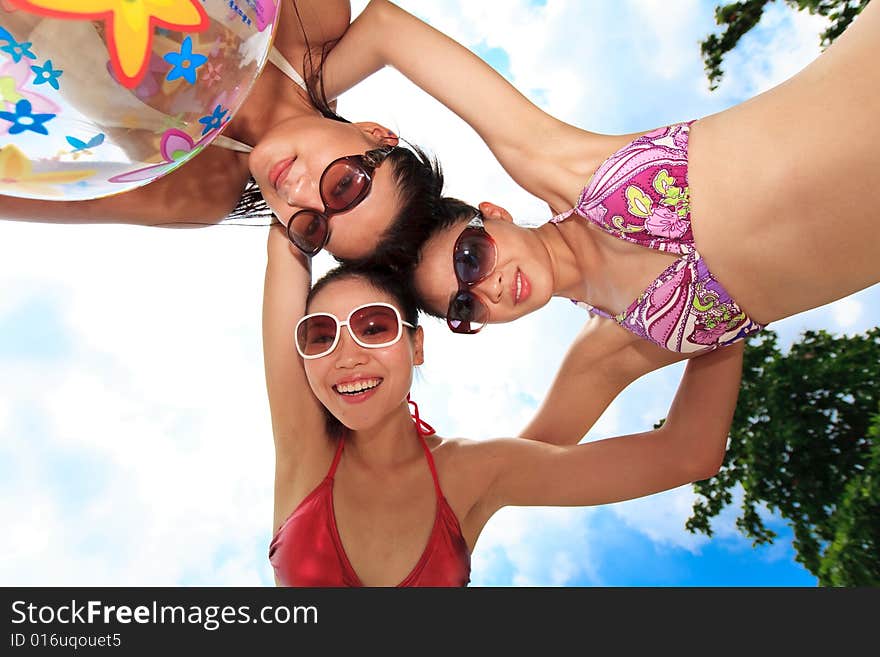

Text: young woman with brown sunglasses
xmin=0 ymin=0 xmax=442 ymax=261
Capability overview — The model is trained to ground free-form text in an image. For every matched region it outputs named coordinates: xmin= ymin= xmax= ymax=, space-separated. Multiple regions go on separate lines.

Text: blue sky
xmin=1 ymin=0 xmax=877 ymax=587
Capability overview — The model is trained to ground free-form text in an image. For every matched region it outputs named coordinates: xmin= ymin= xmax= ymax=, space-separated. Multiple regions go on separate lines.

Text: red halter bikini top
xmin=268 ymin=399 xmax=471 ymax=587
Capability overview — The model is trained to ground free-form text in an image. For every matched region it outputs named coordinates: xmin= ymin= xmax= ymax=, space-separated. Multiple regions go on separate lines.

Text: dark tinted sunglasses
xmin=446 ymin=211 xmax=497 ymax=334
xmin=286 ymin=146 xmax=395 ymax=256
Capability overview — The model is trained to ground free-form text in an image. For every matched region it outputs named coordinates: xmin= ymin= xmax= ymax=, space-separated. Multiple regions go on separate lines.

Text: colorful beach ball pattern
xmin=0 ymin=0 xmax=279 ymax=199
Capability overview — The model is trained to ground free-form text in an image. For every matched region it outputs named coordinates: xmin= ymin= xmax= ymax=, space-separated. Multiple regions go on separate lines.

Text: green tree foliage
xmin=686 ymin=328 xmax=880 ymax=584
xmin=818 ymin=405 xmax=880 ymax=586
xmin=701 ymin=0 xmax=871 ymax=90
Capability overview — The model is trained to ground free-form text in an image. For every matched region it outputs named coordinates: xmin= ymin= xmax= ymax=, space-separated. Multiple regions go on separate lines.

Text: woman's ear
xmin=412 ymin=325 xmax=425 ymax=366
xmin=478 ymin=201 xmax=514 ymax=223
xmin=354 ymin=122 xmax=399 ymax=147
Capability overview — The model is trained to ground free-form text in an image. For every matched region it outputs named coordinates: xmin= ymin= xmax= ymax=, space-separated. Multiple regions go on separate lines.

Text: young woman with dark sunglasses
xmin=0 ymin=0 xmax=443 ymax=261
xmin=263 ymin=222 xmax=744 ymax=586
xmin=312 ymin=0 xmax=879 ymax=445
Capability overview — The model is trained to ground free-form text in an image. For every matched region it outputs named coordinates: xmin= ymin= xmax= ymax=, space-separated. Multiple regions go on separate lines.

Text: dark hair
xmin=337 ymin=143 xmax=446 ymax=269
xmin=223 ymin=177 xmax=274 ymax=223
xmin=360 ymin=196 xmax=478 ymax=318
xmin=305 ymin=261 xmax=421 ymax=440
xmin=363 ymin=195 xmax=477 ymax=270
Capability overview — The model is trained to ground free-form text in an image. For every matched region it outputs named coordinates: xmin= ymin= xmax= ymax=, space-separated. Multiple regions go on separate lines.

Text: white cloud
xmin=624 ymin=0 xmax=705 ymax=81
xmin=831 ymin=297 xmax=864 ymax=329
xmin=610 ymin=485 xmax=708 ymax=552
xmin=0 ymin=223 xmax=274 ymax=586
xmin=0 ymin=397 xmax=9 ymax=435
xmin=704 ymin=484 xmax=801 ymax=565
xmin=471 ymin=505 xmax=600 ymax=586
xmin=761 ymin=284 xmax=880 ymax=350
xmin=710 ymin=3 xmax=827 ymax=98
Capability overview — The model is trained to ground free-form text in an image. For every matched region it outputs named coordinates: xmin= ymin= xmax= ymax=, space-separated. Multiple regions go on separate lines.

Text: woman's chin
xmin=329 ymin=402 xmax=382 ymax=433
xmin=335 ymin=413 xmax=377 ymax=433
xmin=333 ymin=403 xmax=401 ymax=434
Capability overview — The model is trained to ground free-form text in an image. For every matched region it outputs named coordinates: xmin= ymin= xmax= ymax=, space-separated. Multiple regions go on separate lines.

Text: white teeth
xmin=516 ymin=272 xmax=522 ymax=302
xmin=336 ymin=378 xmax=381 ymax=394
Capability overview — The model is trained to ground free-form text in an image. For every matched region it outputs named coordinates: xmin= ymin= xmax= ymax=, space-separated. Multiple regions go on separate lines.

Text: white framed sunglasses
xmin=295 ymin=302 xmax=415 ymax=359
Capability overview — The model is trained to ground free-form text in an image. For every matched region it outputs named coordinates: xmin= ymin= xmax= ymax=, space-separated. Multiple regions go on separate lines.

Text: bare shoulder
xmin=427 ymin=435 xmax=502 ymax=537
xmin=429 ymin=435 xmax=526 ymax=482
xmin=430 ymin=435 xmax=487 ymax=459
xmin=544 ymin=129 xmax=653 ymax=210
xmin=428 ymin=435 xmax=497 ymax=487
xmin=275 ymin=0 xmax=352 ymax=53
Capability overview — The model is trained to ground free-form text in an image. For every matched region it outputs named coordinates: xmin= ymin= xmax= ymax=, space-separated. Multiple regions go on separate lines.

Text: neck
xmin=346 ymin=401 xmax=423 ymax=470
xmin=225 ymin=61 xmax=318 ymax=148
xmin=534 ymin=220 xmax=606 ymax=301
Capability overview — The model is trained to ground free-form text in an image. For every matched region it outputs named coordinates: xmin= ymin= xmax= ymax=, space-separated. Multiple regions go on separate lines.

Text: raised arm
xmin=321 ymin=0 xmax=589 ymax=210
xmin=474 ymin=341 xmax=743 ymax=518
xmin=263 ymin=224 xmax=328 ymax=472
xmin=519 ymin=318 xmax=687 ymax=446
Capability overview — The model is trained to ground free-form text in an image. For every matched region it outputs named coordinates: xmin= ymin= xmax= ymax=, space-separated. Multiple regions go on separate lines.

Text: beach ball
xmin=0 ymin=0 xmax=279 ymax=200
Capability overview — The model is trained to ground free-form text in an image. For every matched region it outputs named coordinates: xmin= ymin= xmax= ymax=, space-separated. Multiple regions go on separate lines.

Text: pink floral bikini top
xmin=551 ymin=121 xmax=764 ymax=353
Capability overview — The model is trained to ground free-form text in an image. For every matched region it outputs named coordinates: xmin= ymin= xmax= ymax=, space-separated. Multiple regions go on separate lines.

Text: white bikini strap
xmin=211 ymin=134 xmax=254 ymax=153
xmin=208 ymin=46 xmax=306 ymax=154
xmin=268 ymin=46 xmax=308 ymax=92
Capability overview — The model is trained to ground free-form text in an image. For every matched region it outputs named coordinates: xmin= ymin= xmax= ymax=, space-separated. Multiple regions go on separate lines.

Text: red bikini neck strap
xmin=407 ymin=393 xmax=435 ymax=437
xmin=407 ymin=393 xmax=443 ymax=498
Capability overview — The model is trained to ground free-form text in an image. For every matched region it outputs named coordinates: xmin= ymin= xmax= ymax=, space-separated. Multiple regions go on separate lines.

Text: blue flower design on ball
xmin=163 ymin=36 xmax=207 ymax=85
xmin=31 ymin=60 xmax=64 ymax=90
xmin=198 ymin=104 xmax=229 ymax=136
xmin=0 ymin=99 xmax=56 ymax=135
xmin=0 ymin=35 xmax=37 ymax=64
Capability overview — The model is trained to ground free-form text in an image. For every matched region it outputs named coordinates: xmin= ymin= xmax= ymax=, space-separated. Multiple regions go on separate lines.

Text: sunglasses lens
xmin=288 ymin=211 xmax=328 ymax=255
xmin=447 ymin=291 xmax=489 ymax=334
xmin=297 ymin=314 xmax=338 ymax=357
xmin=454 ymin=229 xmax=495 ymax=284
xmin=322 ymin=160 xmax=370 ymax=212
xmin=349 ymin=304 xmax=401 ymax=346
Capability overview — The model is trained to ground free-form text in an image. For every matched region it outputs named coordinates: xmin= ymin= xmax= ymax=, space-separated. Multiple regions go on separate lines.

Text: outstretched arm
xmin=475 ymin=341 xmax=743 ymax=516
xmin=0 ymin=146 xmax=249 ymax=225
xmin=263 ymin=224 xmax=328 ymax=529
xmin=519 ymin=318 xmax=687 ymax=446
xmin=321 ymin=0 xmax=589 ymax=211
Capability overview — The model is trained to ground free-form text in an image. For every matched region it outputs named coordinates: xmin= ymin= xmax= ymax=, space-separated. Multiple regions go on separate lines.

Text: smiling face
xmin=302 ymin=276 xmax=424 ymax=433
xmin=413 ymin=213 xmax=555 ymax=327
xmin=249 ymin=116 xmax=401 ymax=260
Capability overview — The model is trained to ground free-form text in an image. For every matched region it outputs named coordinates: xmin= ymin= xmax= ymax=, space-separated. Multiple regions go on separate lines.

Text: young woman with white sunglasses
xmin=263 ymin=223 xmax=744 ymax=586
